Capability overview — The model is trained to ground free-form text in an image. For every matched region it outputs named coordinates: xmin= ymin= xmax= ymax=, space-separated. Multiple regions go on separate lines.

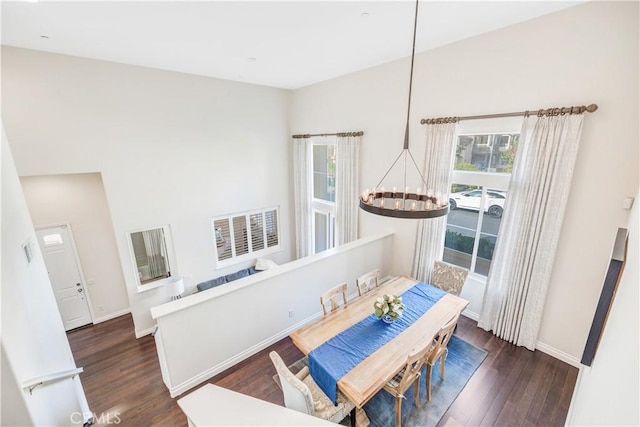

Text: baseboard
xmin=135 ymin=326 xmax=156 ymax=339
xmin=168 ymin=311 xmax=323 ymax=398
xmin=462 ymin=308 xmax=479 ymax=321
xmin=459 ymin=310 xmax=581 ymax=368
xmin=93 ymin=308 xmax=131 ymax=324
xmin=535 ymin=340 xmax=581 ymax=368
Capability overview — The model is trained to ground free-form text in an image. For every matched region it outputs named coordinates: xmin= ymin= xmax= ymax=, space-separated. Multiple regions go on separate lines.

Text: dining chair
xmin=320 ymin=283 xmax=348 ymax=316
xmin=431 ymin=260 xmax=469 ymax=296
xmin=382 ymin=344 xmax=434 ymax=427
xmin=269 ymin=351 xmax=355 ymax=424
xmin=424 ymin=313 xmax=460 ymax=401
xmin=356 ymin=268 xmax=380 ymax=297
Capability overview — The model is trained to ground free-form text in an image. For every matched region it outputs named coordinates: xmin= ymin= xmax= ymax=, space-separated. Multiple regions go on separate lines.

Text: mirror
xmin=129 ymin=226 xmax=171 ymax=286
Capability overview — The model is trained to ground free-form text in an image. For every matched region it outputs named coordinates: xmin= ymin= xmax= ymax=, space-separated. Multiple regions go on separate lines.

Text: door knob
xmin=77 ymin=288 xmax=83 ymax=293
xmin=76 ymin=283 xmax=81 ymax=286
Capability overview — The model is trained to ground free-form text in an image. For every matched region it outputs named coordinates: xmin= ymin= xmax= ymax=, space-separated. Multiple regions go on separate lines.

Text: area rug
xmin=273 ymin=335 xmax=487 ymax=427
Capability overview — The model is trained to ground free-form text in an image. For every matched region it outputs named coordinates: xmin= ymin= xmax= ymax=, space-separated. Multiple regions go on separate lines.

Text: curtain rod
xmin=292 ymin=131 xmax=364 ymax=139
xmin=420 ymin=103 xmax=598 ymax=125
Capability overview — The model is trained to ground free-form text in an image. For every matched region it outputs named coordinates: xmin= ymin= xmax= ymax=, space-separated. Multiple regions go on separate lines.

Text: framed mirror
xmin=128 ymin=225 xmax=173 ymax=288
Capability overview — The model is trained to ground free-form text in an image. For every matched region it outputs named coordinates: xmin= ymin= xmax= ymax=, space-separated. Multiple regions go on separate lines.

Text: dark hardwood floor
xmin=68 ymin=314 xmax=577 ymax=427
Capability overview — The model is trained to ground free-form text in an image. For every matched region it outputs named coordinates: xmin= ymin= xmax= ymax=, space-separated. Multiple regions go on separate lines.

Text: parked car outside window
xmin=449 ymin=189 xmax=506 ymax=218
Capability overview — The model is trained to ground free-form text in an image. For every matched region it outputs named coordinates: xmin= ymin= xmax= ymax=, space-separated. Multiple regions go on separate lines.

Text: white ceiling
xmin=2 ymin=1 xmax=582 ymax=89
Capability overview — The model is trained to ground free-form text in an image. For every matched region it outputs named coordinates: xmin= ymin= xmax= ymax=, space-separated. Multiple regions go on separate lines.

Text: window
xmin=42 ymin=233 xmax=64 ymax=246
xmin=311 ymin=139 xmax=336 ymax=254
xmin=212 ymin=207 xmax=280 ymax=267
xmin=444 ymin=132 xmax=519 ymax=276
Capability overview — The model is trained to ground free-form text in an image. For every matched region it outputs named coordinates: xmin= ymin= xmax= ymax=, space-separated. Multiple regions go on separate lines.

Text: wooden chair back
xmin=320 ymin=283 xmax=348 ymax=316
xmin=356 ymin=269 xmax=380 ymax=297
xmin=382 ymin=342 xmax=436 ymax=427
xmin=427 ymin=313 xmax=459 ymax=365
xmin=424 ymin=313 xmax=460 ymax=401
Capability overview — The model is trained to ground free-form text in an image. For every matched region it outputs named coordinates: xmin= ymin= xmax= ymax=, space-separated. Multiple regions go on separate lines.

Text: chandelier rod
xmin=403 ymin=0 xmax=420 ymax=150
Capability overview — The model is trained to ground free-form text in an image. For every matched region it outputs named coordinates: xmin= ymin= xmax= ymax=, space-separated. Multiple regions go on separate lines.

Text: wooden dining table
xmin=289 ymin=275 xmax=468 ymax=425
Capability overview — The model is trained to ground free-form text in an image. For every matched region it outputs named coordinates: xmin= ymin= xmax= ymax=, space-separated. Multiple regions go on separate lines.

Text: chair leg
xmin=426 ymin=364 xmax=433 ymax=401
xmin=413 ymin=379 xmax=420 ymax=407
xmin=440 ymin=349 xmax=448 ymax=380
xmin=395 ymin=395 xmax=402 ymax=427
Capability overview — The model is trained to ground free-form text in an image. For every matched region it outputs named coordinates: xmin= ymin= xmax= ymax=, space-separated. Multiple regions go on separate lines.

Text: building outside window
xmin=444 ymin=133 xmax=519 ymax=276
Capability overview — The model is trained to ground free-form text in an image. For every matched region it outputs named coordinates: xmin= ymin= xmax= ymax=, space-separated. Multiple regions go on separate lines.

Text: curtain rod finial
xmin=586 ymin=104 xmax=598 ymax=113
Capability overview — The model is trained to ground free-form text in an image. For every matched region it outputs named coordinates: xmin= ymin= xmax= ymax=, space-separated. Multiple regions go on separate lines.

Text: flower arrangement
xmin=374 ymin=293 xmax=406 ymax=322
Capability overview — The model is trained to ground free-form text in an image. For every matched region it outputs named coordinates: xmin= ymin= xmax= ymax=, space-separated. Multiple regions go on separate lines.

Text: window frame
xmin=127 ymin=224 xmax=176 ymax=292
xmin=309 ymin=137 xmax=337 ymax=254
xmin=211 ymin=206 xmax=281 ymax=268
xmin=446 ymin=130 xmax=517 ymax=280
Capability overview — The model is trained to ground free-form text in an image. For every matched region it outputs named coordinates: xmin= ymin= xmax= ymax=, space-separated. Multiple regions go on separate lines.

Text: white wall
xmin=290 ymin=1 xmax=639 ymax=362
xmin=151 ymin=233 xmax=393 ymax=397
xmin=1 ymin=347 xmax=32 ymax=426
xmin=1 ymin=125 xmax=87 ymax=425
xmin=20 ymin=173 xmax=130 ymax=322
xmin=2 ymin=47 xmax=293 ymax=336
xmin=567 ymin=191 xmax=639 ymax=426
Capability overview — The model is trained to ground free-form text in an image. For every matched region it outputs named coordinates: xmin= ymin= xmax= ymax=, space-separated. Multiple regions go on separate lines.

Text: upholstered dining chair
xmin=424 ymin=313 xmax=460 ymax=401
xmin=431 ymin=260 xmax=469 ymax=296
xmin=269 ymin=351 xmax=355 ymax=424
xmin=382 ymin=343 xmax=434 ymax=427
xmin=320 ymin=283 xmax=348 ymax=316
xmin=356 ymin=268 xmax=380 ymax=297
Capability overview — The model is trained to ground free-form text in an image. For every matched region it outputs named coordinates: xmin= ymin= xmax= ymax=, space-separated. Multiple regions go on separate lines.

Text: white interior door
xmin=36 ymin=225 xmax=93 ymax=331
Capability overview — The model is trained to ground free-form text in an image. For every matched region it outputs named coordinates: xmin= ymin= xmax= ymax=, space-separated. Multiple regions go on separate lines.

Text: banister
xmin=22 ymin=367 xmax=84 ymax=395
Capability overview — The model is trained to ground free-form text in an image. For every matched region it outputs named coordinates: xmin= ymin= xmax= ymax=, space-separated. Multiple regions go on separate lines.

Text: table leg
xmin=354 ymin=407 xmax=370 ymax=427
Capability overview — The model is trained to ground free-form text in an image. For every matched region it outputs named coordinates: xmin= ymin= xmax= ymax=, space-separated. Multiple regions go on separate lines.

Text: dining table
xmin=289 ymin=275 xmax=469 ymax=427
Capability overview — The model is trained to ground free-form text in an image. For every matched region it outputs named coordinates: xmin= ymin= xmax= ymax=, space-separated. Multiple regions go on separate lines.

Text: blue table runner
xmin=308 ymin=282 xmax=446 ymax=403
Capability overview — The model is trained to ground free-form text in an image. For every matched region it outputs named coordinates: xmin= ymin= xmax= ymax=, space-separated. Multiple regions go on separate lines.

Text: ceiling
xmin=2 ymin=1 xmax=582 ymax=90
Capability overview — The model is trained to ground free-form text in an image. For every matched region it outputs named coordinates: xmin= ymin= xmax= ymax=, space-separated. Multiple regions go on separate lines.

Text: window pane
xmin=444 ymin=187 xmax=479 ymax=270
xmin=313 ymin=144 xmax=336 ymax=202
xmin=214 ymin=219 xmax=232 ymax=261
xmin=314 ymin=211 xmax=328 ymax=253
xmin=43 ymin=233 xmax=64 ymax=246
xmin=265 ymin=210 xmax=279 ymax=248
xmin=454 ymin=133 xmax=519 ymax=173
xmin=475 ymin=190 xmax=506 ymax=275
xmin=232 ymin=216 xmax=249 ymax=256
xmin=250 ymin=213 xmax=265 ymax=251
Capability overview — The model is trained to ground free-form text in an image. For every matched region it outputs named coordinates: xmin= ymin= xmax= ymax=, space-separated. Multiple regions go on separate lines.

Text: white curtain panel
xmin=293 ymin=139 xmax=311 ymax=258
xmin=478 ymin=113 xmax=584 ymax=350
xmin=335 ymin=135 xmax=360 ymax=246
xmin=142 ymin=228 xmax=168 ymax=279
xmin=411 ymin=123 xmax=457 ymax=282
